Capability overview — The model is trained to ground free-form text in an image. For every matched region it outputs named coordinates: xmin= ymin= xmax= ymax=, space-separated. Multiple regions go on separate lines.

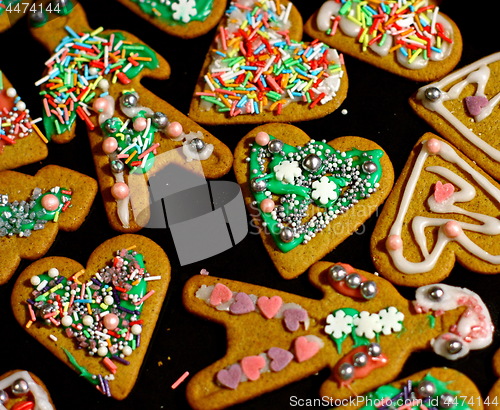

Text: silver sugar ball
xmin=367 ymin=342 xmax=382 ymax=357
xmin=446 ymin=339 xmax=463 ymax=355
xmin=104 ymin=121 xmax=117 ymax=134
xmin=352 ymin=352 xmax=368 ymax=367
xmin=439 ymin=393 xmax=456 ymax=409
xmin=110 ymin=159 xmax=125 ymax=174
xmin=11 ymin=379 xmax=30 ymax=395
xmin=362 ymin=161 xmax=378 ymax=174
xmin=121 ymin=93 xmax=138 ymax=108
xmin=427 ymin=286 xmax=444 ymax=301
xmin=345 ymin=273 xmax=362 ymax=289
xmin=53 ymin=0 xmax=69 ymax=8
xmin=424 ymin=87 xmax=442 ymax=102
xmin=360 ymin=280 xmax=378 ymax=300
xmin=189 ymin=138 xmax=206 ymax=153
xmin=337 ymin=363 xmax=355 ymax=381
xmin=29 ymin=9 xmax=46 ymax=24
xmin=268 ymin=139 xmax=284 ymax=153
xmin=328 ymin=265 xmax=347 ymax=282
xmin=250 ymin=177 xmax=267 ymax=192
xmin=152 ymin=112 xmax=168 ymax=129
xmin=279 ymin=227 xmax=294 ymax=243
xmin=302 ymin=154 xmax=322 ymax=173
xmin=0 ymin=390 xmax=8 ymax=405
xmin=416 ymin=380 xmax=437 ymax=398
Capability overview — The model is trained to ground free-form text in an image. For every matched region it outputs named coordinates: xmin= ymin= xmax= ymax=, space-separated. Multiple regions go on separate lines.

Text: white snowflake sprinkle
xmin=353 ymin=311 xmax=382 ymax=339
xmin=311 ymin=176 xmax=338 ymax=205
xmin=324 ymin=310 xmax=353 ymax=339
xmin=378 ymin=306 xmax=405 ymax=335
xmin=273 ymin=160 xmax=302 ymax=185
xmin=171 ymin=0 xmax=197 ymax=23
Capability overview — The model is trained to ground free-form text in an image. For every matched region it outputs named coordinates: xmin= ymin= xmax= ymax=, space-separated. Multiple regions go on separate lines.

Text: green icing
xmin=39 ymin=31 xmax=158 ymax=138
xmin=130 ymin=0 xmax=214 ymax=25
xmin=0 ymin=187 xmax=72 ymax=237
xmin=428 ymin=313 xmax=436 ymax=329
xmin=249 ymin=136 xmax=384 ymax=252
xmin=360 ymin=374 xmax=470 ymax=410
xmin=101 ymin=113 xmax=157 ymax=175
xmin=63 ymin=348 xmax=99 ymax=385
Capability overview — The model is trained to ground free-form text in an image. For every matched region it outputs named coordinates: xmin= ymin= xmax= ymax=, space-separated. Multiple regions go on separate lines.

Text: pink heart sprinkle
xmin=209 ymin=283 xmax=232 ymax=306
xmin=257 ymin=295 xmax=283 ymax=319
xmin=241 ymin=355 xmax=266 ymax=381
xmin=294 ymin=336 xmax=321 ymax=363
xmin=229 ymin=292 xmax=255 ymax=315
xmin=283 ymin=308 xmax=308 ymax=332
xmin=434 ymin=181 xmax=455 ymax=203
xmin=464 ymin=95 xmax=489 ymax=116
xmin=216 ymin=364 xmax=242 ymax=390
xmin=268 ymin=347 xmax=294 ymax=372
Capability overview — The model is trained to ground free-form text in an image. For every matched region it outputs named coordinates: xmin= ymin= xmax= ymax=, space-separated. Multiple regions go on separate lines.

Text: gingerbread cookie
xmin=410 ymin=52 xmax=500 ymax=180
xmin=486 ymin=349 xmax=500 ymax=410
xmin=340 ymin=368 xmax=483 ymax=410
xmin=0 ymin=165 xmax=97 ymax=285
xmin=304 ymin=0 xmax=462 ymax=82
xmin=115 ymin=0 xmax=227 ymax=38
xmin=182 ymin=261 xmax=493 ymax=409
xmin=371 ymin=133 xmax=500 ymax=287
xmin=188 ymin=0 xmax=348 ymax=125
xmin=31 ymin=2 xmax=233 ymax=232
xmin=233 ymin=123 xmax=394 ymax=279
xmin=0 ymin=369 xmax=55 ymax=409
xmin=11 ymin=234 xmax=171 ymax=400
xmin=0 ymin=70 xmax=48 ymax=171
xmin=0 ymin=1 xmax=32 ymax=32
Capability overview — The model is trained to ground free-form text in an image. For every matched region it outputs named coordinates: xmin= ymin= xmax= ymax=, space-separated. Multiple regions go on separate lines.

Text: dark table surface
xmin=0 ymin=0 xmax=498 ymax=408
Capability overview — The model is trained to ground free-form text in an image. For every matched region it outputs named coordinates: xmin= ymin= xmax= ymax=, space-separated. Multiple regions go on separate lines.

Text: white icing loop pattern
xmin=416 ymin=52 xmax=500 ymax=162
xmin=387 ymin=139 xmax=500 ymax=274
xmin=414 ymin=284 xmax=493 ymax=360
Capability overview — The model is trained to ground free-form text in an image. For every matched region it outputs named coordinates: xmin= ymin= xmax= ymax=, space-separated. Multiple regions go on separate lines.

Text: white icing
xmin=387 ymin=140 xmax=500 ymax=274
xmin=182 ymin=131 xmax=214 ymax=162
xmin=414 ymin=284 xmax=493 ymax=360
xmin=120 ymin=92 xmax=154 ymax=118
xmin=114 ymin=172 xmax=130 ymax=229
xmin=0 ymin=371 xmax=53 ymax=410
xmin=417 ymin=52 xmax=500 ymax=162
xmin=316 ymin=0 xmax=454 ymax=70
xmin=98 ymin=95 xmax=115 ymax=125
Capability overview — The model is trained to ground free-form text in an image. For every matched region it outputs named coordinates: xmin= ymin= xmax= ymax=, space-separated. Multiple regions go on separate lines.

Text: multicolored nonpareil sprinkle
xmin=196 ymin=0 xmax=344 ymax=116
xmin=318 ymin=0 xmax=453 ymax=68
xmin=26 ymin=248 xmax=158 ymax=395
xmin=248 ymin=134 xmax=383 ymax=252
xmin=36 ymin=27 xmax=159 ymax=138
xmin=0 ymin=187 xmax=72 ymax=237
xmin=0 ymin=71 xmax=45 ymax=151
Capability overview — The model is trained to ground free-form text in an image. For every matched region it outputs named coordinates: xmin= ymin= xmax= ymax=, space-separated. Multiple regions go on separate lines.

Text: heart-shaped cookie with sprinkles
xmin=189 ymin=0 xmax=348 ymax=125
xmin=304 ymin=0 xmax=462 ymax=82
xmin=31 ymin=3 xmax=233 ymax=232
xmin=11 ymin=234 xmax=171 ymax=400
xmin=0 ymin=70 xmax=48 ymax=171
xmin=234 ymin=123 xmax=394 ymax=279
xmin=0 ymin=165 xmax=97 ymax=285
xmin=0 ymin=369 xmax=56 ymax=409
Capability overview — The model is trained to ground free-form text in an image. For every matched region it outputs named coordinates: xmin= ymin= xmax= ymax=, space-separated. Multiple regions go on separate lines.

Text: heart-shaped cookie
xmin=0 ymin=70 xmax=48 ymax=171
xmin=0 ymin=165 xmax=97 ymax=285
xmin=0 ymin=370 xmax=55 ymax=410
xmin=409 ymin=52 xmax=500 ymax=180
xmin=31 ymin=3 xmax=233 ymax=232
xmin=114 ymin=0 xmax=227 ymax=38
xmin=304 ymin=0 xmax=462 ymax=82
xmin=241 ymin=355 xmax=266 ymax=381
xmin=188 ymin=0 xmax=348 ymax=125
xmin=11 ymin=234 xmax=171 ymax=400
xmin=267 ymin=347 xmax=293 ymax=372
xmin=371 ymin=134 xmax=500 ymax=287
xmin=257 ymin=295 xmax=282 ymax=319
xmin=234 ymin=123 xmax=394 ymax=279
